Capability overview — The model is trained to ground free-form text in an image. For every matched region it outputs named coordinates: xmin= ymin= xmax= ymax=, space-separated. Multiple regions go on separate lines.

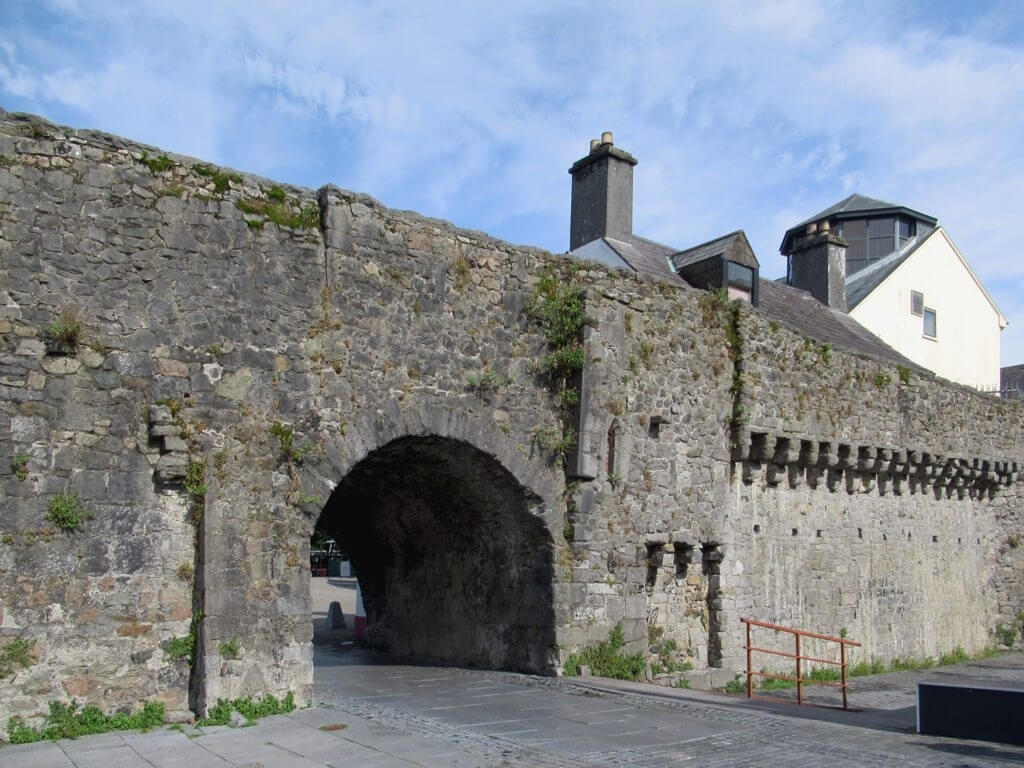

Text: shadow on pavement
xmin=921 ymin=740 xmax=1024 ymax=765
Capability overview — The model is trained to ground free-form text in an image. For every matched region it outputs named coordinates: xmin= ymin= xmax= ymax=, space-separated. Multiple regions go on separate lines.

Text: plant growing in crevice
xmin=562 ymin=623 xmax=645 ymax=681
xmin=530 ymin=425 xmax=577 ymax=463
xmin=528 ymin=268 xmax=587 ymax=392
xmin=10 ymin=452 xmax=29 ymax=481
xmin=43 ymin=306 xmax=83 ymax=355
xmin=995 ymin=623 xmax=1018 ymax=647
xmin=236 ymin=192 xmax=319 ymax=230
xmin=140 ymin=150 xmax=174 ymax=174
xmin=196 ymin=693 xmax=295 ymax=727
xmin=219 ymin=639 xmax=241 ymax=660
xmin=166 ymin=609 xmax=203 ymax=667
xmin=192 ymin=163 xmax=242 ymax=194
xmin=705 ymin=290 xmax=747 ymax=446
xmin=897 ymin=365 xmax=912 ymax=385
xmin=0 ymin=637 xmax=35 ymax=679
xmin=166 ymin=632 xmax=195 ymax=663
xmin=46 ymin=490 xmax=92 ymax=532
xmin=184 ymin=460 xmax=207 ymax=508
xmin=724 ymin=675 xmax=746 ymax=694
xmin=874 ymin=371 xmax=892 ymax=388
xmin=637 ymin=340 xmax=655 ymax=368
xmin=269 ymin=421 xmax=313 ymax=465
xmin=466 ymin=368 xmax=505 ymax=396
xmin=451 ymin=254 xmax=471 ymax=290
xmin=6 ymin=700 xmax=165 ymax=743
xmin=557 ymin=387 xmax=580 ymax=409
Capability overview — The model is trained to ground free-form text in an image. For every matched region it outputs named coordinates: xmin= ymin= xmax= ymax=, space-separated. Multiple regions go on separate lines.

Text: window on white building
xmin=923 ymin=308 xmax=937 ymax=339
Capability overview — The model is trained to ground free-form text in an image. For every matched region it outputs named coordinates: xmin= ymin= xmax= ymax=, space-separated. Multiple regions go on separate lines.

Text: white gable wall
xmin=849 ymin=229 xmax=1004 ymax=389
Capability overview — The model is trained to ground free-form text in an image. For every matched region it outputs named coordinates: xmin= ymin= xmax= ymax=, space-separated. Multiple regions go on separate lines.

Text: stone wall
xmin=1 ymin=110 xmax=1021 ymax=732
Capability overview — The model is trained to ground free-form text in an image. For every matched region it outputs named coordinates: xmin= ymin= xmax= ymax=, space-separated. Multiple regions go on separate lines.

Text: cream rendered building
xmin=781 ymin=195 xmax=1007 ymax=390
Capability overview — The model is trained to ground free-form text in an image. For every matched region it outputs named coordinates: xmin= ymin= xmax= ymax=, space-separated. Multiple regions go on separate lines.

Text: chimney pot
xmin=806 ymin=223 xmax=817 ymax=235
xmin=590 ymin=138 xmax=601 ymax=153
xmin=820 ymin=220 xmax=830 ymax=233
xmin=601 ymin=131 xmax=613 ymax=146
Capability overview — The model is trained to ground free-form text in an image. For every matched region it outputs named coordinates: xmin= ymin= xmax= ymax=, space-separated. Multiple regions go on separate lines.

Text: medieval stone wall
xmin=1 ymin=111 xmax=1021 ymax=731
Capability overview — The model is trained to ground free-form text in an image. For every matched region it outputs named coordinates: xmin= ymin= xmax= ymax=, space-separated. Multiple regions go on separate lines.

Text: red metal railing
xmin=741 ymin=617 xmax=861 ymax=710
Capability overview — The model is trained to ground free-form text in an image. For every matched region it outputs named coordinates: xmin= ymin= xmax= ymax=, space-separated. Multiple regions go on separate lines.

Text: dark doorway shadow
xmin=313 ymin=436 xmax=557 ymax=675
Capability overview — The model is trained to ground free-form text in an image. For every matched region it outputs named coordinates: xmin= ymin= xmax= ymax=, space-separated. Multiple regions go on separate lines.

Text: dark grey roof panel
xmin=604 ymin=236 xmax=688 ymax=285
xmin=669 ymin=230 xmax=758 ymax=271
xmin=578 ymin=229 xmax=920 ymax=371
xmin=845 ymin=227 xmax=939 ymax=309
xmin=1002 ymin=364 xmax=1024 ymax=390
xmin=758 ymin=280 xmax=924 ymax=370
xmin=780 ymin=193 xmax=938 ymax=253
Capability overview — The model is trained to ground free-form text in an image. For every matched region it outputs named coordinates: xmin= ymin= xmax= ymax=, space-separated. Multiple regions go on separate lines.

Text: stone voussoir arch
xmin=297 ymin=393 xmax=564 ymax=538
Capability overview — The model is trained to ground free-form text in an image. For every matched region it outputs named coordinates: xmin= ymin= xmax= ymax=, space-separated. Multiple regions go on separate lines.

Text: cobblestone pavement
xmin=3 ymin=648 xmax=1023 ymax=767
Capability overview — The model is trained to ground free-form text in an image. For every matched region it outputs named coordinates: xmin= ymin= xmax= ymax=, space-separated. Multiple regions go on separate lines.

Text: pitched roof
xmin=669 ymin=230 xmax=756 ymax=271
xmin=758 ymin=280 xmax=921 ymax=370
xmin=780 ymin=193 xmax=938 ymax=253
xmin=1002 ymin=364 xmax=1024 ymax=391
xmin=844 ymin=227 xmax=939 ymax=310
xmin=571 ymin=233 xmax=922 ymax=371
xmin=603 ymin=235 xmax=686 ymax=285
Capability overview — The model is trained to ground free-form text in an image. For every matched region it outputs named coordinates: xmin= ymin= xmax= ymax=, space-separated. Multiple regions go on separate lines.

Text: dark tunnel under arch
xmin=315 ymin=435 xmax=558 ymax=674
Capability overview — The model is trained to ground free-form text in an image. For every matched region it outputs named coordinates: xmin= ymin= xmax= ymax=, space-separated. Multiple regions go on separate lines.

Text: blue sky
xmin=3 ymin=0 xmax=1024 ymax=367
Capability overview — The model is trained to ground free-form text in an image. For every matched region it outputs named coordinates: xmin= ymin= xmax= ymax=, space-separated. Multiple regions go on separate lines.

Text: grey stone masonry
xmin=1 ymin=109 xmax=1021 ymax=735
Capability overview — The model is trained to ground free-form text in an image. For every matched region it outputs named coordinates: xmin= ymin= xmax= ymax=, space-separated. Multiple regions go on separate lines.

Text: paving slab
xmin=4 ymin=650 xmax=1024 ymax=767
xmin=1 ymin=741 xmax=76 ymax=767
xmin=195 ymin=729 xmax=326 ymax=768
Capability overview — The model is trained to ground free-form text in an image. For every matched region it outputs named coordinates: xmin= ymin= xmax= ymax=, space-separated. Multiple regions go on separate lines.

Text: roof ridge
xmin=671 ymin=229 xmax=744 ymax=255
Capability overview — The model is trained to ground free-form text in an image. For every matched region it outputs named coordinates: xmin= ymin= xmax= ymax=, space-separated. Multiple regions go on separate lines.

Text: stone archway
xmin=314 ymin=435 xmax=557 ymax=674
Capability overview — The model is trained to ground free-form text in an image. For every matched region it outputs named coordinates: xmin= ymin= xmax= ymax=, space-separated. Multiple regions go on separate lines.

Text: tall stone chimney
xmin=786 ymin=221 xmax=848 ymax=312
xmin=568 ymin=132 xmax=638 ymax=250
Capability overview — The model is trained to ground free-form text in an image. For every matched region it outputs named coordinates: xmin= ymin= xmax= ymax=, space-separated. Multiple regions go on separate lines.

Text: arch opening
xmin=314 ymin=436 xmax=557 ymax=674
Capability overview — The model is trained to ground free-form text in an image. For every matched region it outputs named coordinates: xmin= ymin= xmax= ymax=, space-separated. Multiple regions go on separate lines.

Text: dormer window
xmin=726 ymin=261 xmax=754 ymax=303
xmin=672 ymin=234 xmax=760 ymax=307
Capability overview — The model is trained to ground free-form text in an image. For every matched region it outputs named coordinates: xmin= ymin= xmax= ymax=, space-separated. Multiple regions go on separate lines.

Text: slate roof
xmin=573 ymin=233 xmax=922 ymax=371
xmin=757 ymin=280 xmax=921 ymax=370
xmin=844 ymin=227 xmax=939 ymax=310
xmin=779 ymin=193 xmax=938 ymax=254
xmin=603 ymin=235 xmax=685 ymax=284
xmin=669 ymin=230 xmax=755 ymax=270
xmin=1002 ymin=364 xmax=1024 ymax=391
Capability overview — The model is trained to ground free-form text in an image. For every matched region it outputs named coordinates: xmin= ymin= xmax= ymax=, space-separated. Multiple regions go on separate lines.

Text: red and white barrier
xmin=353 ymin=580 xmax=366 ymax=640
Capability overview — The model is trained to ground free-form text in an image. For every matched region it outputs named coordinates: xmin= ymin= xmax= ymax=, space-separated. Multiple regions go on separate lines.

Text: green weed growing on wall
xmin=192 ymin=163 xmax=242 ymax=193
xmin=10 ymin=452 xmax=29 ymax=481
xmin=140 ymin=150 xmax=174 ymax=174
xmin=7 ymin=700 xmax=165 ymax=744
xmin=197 ymin=693 xmax=295 ymax=726
xmin=236 ymin=193 xmax=319 ymax=230
xmin=0 ymin=637 xmax=35 ymax=679
xmin=43 ymin=307 xmax=83 ymax=354
xmin=562 ymin=623 xmax=645 ymax=681
xmin=528 ymin=269 xmax=587 ymax=381
xmin=46 ymin=490 xmax=93 ymax=533
xmin=269 ymin=422 xmax=312 ymax=464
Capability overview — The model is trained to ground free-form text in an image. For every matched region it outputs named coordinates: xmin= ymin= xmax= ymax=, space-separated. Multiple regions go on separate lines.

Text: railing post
xmin=795 ymin=632 xmax=802 ymax=706
xmin=840 ymin=640 xmax=848 ymax=711
xmin=745 ymin=620 xmax=753 ymax=698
